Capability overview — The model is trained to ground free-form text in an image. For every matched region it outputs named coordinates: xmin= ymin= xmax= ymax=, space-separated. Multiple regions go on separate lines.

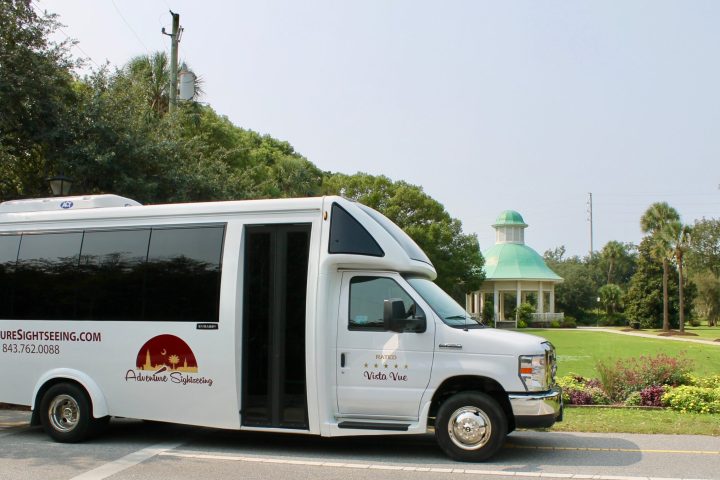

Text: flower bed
xmin=556 ymin=354 xmax=720 ymax=414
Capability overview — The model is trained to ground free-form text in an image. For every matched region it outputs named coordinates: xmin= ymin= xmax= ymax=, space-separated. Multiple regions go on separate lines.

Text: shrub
xmin=556 ymin=375 xmax=610 ymax=406
xmin=662 ymin=386 xmax=720 ymax=414
xmin=688 ymin=374 xmax=720 ymax=389
xmin=639 ymin=385 xmax=665 ymax=407
xmin=481 ymin=301 xmax=495 ymax=326
xmin=596 ymin=354 xmax=693 ymax=402
xmin=624 ymin=391 xmax=642 ymax=406
xmin=517 ymin=319 xmax=528 ymax=328
xmin=517 ymin=303 xmax=534 ymax=324
xmin=561 ymin=317 xmax=577 ymax=328
xmin=550 ymin=320 xmax=561 ymax=328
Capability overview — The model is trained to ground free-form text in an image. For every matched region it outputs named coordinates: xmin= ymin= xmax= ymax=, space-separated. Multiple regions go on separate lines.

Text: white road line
xmin=69 ymin=441 xmax=184 ymax=480
xmin=158 ymin=451 xmax=712 ymax=480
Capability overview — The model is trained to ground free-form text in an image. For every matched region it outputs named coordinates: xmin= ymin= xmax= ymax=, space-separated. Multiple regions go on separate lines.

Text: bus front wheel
xmin=435 ymin=391 xmax=508 ymax=462
xmin=40 ymin=383 xmax=94 ymax=443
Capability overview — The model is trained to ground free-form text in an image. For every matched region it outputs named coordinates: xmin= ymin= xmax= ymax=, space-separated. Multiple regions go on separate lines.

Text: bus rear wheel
xmin=40 ymin=383 xmax=94 ymax=443
xmin=435 ymin=391 xmax=507 ymax=462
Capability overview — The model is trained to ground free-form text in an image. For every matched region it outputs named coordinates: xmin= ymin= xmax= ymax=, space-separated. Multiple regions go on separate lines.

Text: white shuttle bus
xmin=0 ymin=194 xmax=561 ymax=461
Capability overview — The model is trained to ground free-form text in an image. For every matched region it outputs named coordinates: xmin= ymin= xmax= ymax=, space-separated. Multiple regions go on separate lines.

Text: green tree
xmin=598 ymin=241 xmax=636 ymax=287
xmin=686 ymin=218 xmax=720 ymax=326
xmin=598 ymin=283 xmax=623 ymax=316
xmin=624 ymin=237 xmax=694 ymax=329
xmin=0 ymin=0 xmax=78 ymax=199
xmin=692 ymin=272 xmax=720 ymax=327
xmin=543 ymin=250 xmax=600 ymax=321
xmin=640 ymin=202 xmax=681 ymax=332
xmin=625 ymin=238 xmax=669 ymax=329
xmin=322 ymin=172 xmax=484 ymax=300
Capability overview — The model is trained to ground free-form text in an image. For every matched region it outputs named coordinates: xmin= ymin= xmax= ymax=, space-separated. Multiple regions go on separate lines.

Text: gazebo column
xmin=493 ymin=286 xmax=499 ymax=324
xmin=538 ymin=282 xmax=544 ymax=314
xmin=550 ymin=289 xmax=555 ymax=313
xmin=516 ymin=282 xmax=521 ymax=326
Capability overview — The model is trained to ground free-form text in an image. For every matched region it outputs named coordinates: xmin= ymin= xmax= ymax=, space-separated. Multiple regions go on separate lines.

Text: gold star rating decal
xmin=363 ymin=359 xmax=410 ymax=370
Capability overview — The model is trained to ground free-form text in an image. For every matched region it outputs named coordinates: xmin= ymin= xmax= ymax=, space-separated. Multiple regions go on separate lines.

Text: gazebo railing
xmin=529 ymin=312 xmax=565 ymax=324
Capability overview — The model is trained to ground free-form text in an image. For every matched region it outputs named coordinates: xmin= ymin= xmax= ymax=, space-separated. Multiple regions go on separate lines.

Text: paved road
xmin=1 ymin=409 xmax=718 ymax=480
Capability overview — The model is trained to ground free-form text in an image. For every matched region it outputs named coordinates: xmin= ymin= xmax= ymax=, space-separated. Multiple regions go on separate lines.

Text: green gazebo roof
xmin=483 ymin=243 xmax=562 ymax=281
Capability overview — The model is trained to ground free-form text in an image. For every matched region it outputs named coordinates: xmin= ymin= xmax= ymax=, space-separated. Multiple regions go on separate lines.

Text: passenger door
xmin=336 ymin=272 xmax=435 ymax=419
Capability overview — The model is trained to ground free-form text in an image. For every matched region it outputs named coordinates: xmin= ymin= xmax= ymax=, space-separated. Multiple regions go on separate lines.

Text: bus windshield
xmin=406 ymin=277 xmax=483 ymax=328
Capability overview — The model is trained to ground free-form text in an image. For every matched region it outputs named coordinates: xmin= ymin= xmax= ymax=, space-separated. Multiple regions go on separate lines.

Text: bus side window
xmin=348 ymin=276 xmax=424 ymax=331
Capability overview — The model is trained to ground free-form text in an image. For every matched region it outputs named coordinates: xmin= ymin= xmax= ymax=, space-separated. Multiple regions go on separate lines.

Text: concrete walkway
xmin=576 ymin=326 xmax=720 ymax=346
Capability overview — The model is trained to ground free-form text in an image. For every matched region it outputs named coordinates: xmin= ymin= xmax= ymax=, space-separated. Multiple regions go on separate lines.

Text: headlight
xmin=519 ymin=354 xmax=548 ymax=391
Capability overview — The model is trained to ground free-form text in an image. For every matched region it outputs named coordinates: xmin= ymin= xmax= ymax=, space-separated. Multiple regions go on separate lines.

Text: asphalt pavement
xmin=1 ymin=409 xmax=718 ymax=480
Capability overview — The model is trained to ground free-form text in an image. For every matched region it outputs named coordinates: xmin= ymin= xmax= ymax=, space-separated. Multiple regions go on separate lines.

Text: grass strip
xmin=548 ymin=407 xmax=720 ymax=436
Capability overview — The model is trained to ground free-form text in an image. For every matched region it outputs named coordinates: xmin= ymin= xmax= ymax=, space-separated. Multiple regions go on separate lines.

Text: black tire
xmin=39 ymin=383 xmax=94 ymax=443
xmin=435 ymin=391 xmax=508 ymax=462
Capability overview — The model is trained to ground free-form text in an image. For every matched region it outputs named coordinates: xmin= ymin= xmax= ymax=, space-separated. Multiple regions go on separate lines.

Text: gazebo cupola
xmin=494 ymin=210 xmax=527 ymax=244
xmin=466 ymin=210 xmax=564 ymax=328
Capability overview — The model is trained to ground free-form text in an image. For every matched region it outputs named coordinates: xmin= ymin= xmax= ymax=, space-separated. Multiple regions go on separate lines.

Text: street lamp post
xmin=47 ymin=174 xmax=73 ymax=197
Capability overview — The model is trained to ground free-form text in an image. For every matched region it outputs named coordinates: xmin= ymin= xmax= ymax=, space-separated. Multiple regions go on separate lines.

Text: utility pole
xmin=162 ymin=11 xmax=182 ymax=113
xmin=587 ymin=192 xmax=594 ymax=258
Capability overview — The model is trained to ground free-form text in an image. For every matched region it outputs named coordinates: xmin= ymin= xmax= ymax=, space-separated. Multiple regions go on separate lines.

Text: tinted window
xmin=77 ymin=229 xmax=151 ymax=320
xmin=0 ymin=235 xmax=21 ymax=318
xmin=329 ymin=203 xmax=384 ymax=257
xmin=0 ymin=225 xmax=225 ymax=322
xmin=15 ymin=232 xmax=83 ymax=320
xmin=349 ymin=276 xmax=424 ymax=331
xmin=144 ymin=226 xmax=224 ymax=322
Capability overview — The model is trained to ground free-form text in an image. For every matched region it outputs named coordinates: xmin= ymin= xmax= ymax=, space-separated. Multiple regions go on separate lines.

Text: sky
xmin=38 ymin=0 xmax=720 ymax=257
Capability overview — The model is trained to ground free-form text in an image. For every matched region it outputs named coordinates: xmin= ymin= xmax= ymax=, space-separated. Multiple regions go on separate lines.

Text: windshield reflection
xmin=406 ymin=277 xmax=483 ymax=328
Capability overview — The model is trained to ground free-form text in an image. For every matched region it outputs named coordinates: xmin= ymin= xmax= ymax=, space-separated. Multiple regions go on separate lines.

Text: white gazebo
xmin=466 ymin=210 xmax=563 ymax=328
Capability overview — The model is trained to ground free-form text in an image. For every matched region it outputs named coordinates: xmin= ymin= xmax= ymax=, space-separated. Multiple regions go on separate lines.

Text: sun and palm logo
xmin=135 ymin=334 xmax=198 ymax=375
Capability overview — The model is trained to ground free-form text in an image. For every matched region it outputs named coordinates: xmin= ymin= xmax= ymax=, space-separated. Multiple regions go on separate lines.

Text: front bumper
xmin=508 ymin=386 xmax=563 ymax=429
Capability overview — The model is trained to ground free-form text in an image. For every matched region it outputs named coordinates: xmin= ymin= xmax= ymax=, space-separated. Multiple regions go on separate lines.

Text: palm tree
xmin=668 ymin=224 xmax=692 ymax=332
xmin=125 ymin=52 xmax=204 ymax=115
xmin=601 ymin=240 xmax=625 ymax=284
xmin=126 ymin=52 xmax=171 ymax=115
xmin=598 ymin=283 xmax=623 ymax=317
xmin=640 ymin=202 xmax=680 ymax=332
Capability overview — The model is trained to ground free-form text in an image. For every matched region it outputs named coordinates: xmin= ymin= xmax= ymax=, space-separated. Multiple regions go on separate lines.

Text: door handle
xmin=439 ymin=343 xmax=462 ymax=350
xmin=341 ymin=353 xmax=346 ymax=368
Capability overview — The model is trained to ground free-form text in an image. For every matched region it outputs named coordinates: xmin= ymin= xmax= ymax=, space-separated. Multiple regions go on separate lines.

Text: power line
xmin=30 ymin=1 xmax=101 ymax=69
xmin=111 ymin=0 xmax=150 ymax=55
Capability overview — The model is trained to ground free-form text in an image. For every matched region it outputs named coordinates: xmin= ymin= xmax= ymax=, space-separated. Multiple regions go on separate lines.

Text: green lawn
xmin=549 ymin=407 xmax=720 ymax=435
xmin=522 ymin=329 xmax=720 ymax=378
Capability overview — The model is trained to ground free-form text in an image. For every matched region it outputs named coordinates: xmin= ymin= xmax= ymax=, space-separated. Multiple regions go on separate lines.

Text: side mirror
xmin=383 ymin=298 xmax=426 ymax=333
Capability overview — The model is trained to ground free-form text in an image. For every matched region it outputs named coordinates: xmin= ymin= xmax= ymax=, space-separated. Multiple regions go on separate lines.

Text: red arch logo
xmin=135 ymin=334 xmax=198 ymax=374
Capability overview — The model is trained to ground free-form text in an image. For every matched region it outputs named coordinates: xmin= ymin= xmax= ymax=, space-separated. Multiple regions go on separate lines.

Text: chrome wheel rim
xmin=447 ymin=406 xmax=492 ymax=450
xmin=48 ymin=394 xmax=80 ymax=433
